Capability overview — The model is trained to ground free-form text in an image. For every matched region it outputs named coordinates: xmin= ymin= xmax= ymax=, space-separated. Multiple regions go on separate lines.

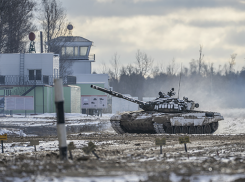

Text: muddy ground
xmin=1 ymin=133 xmax=245 ymax=182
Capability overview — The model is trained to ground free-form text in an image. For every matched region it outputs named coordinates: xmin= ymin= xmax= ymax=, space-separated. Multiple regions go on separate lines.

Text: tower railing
xmin=0 ymin=75 xmax=76 ymax=86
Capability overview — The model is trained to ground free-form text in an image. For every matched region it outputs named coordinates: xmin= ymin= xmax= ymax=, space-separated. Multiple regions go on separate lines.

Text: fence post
xmin=54 ymin=79 xmax=67 ymax=160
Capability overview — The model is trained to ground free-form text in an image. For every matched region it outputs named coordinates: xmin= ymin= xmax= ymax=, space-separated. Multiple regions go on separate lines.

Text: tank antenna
xmin=178 ymin=63 xmax=182 ymax=99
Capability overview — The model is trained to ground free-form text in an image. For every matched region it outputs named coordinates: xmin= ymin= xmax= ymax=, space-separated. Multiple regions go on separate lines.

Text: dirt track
xmin=1 ymin=133 xmax=245 ymax=181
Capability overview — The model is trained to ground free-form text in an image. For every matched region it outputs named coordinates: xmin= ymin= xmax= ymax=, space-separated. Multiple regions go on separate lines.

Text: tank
xmin=91 ymin=85 xmax=224 ymax=134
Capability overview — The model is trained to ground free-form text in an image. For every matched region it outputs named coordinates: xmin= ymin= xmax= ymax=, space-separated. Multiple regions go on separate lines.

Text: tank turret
xmin=91 ymin=85 xmax=199 ymax=113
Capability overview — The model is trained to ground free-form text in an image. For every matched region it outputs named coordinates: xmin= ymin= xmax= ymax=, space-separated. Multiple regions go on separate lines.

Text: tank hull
xmin=110 ymin=110 xmax=223 ymax=134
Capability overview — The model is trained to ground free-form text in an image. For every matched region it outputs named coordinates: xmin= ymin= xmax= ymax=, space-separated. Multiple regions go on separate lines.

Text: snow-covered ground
xmin=0 ymin=109 xmax=245 ymax=182
xmin=0 ymin=113 xmax=113 ymax=136
xmin=0 ymin=109 xmax=244 ymax=136
xmin=215 ymin=108 xmax=245 ymax=134
xmin=0 ymin=113 xmax=113 ymax=122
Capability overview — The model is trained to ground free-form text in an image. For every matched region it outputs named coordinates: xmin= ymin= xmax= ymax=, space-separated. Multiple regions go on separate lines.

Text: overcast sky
xmin=60 ymin=0 xmax=245 ymax=73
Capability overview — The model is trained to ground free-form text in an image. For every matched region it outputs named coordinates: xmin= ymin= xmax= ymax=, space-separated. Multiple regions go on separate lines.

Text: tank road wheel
xmin=211 ymin=122 xmax=219 ymax=132
xmin=196 ymin=126 xmax=203 ymax=134
xmin=189 ymin=126 xmax=196 ymax=134
xmin=166 ymin=126 xmax=173 ymax=134
xmin=182 ymin=126 xmax=188 ymax=134
xmin=204 ymin=124 xmax=212 ymax=134
xmin=174 ymin=126 xmax=182 ymax=134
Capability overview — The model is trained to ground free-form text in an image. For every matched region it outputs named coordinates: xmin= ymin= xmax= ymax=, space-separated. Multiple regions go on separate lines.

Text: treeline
xmin=0 ymin=0 xmax=71 ymax=76
xmin=103 ymin=51 xmax=245 ymax=109
xmin=0 ymin=0 xmax=68 ymax=54
xmin=0 ymin=0 xmax=36 ymax=53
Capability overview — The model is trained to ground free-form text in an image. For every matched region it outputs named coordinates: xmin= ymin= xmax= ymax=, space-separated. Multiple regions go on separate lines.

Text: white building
xmin=50 ymin=36 xmax=94 ymax=75
xmin=0 ymin=36 xmax=109 ymax=114
xmin=50 ymin=36 xmax=109 ymax=88
xmin=0 ymin=53 xmax=59 ymax=76
xmin=0 ymin=53 xmax=59 ymax=85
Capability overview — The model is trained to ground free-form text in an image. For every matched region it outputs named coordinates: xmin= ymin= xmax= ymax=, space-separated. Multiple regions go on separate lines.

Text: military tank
xmin=91 ymin=85 xmax=224 ymax=134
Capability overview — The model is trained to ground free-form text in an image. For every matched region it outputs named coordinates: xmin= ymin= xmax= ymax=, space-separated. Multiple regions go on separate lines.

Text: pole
xmin=160 ymin=145 xmax=162 ymax=154
xmin=184 ymin=143 xmax=187 ymax=152
xmin=69 ymin=150 xmax=73 ymax=160
xmin=54 ymin=79 xmax=67 ymax=160
xmin=3 ymin=89 xmax=5 ymax=115
xmin=34 ymin=87 xmax=36 ymax=114
xmin=178 ymin=63 xmax=182 ymax=99
xmin=40 ymin=31 xmax=43 ymax=53
xmin=92 ymin=150 xmax=100 ymax=159
xmin=1 ymin=140 xmax=3 ymax=153
xmin=43 ymin=85 xmax=44 ymax=114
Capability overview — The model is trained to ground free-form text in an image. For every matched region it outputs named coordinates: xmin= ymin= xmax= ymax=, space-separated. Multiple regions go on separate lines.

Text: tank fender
xmin=213 ymin=112 xmax=224 ymax=120
xmin=111 ymin=114 xmax=122 ymax=121
xmin=170 ymin=117 xmax=205 ymax=126
xmin=135 ymin=114 xmax=152 ymax=120
xmin=151 ymin=114 xmax=171 ymax=124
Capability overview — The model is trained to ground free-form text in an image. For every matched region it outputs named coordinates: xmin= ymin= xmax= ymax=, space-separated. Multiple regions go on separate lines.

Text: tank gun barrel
xmin=91 ymin=85 xmax=146 ymax=105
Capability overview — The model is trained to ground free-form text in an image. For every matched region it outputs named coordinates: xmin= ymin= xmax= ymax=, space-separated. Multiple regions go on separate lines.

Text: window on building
xmin=74 ymin=47 xmax=78 ymax=56
xmin=29 ymin=70 xmax=42 ymax=80
xmin=36 ymin=70 xmax=41 ymax=80
xmin=61 ymin=47 xmax=65 ymax=56
xmin=53 ymin=68 xmax=59 ymax=78
xmin=80 ymin=47 xmax=88 ymax=56
xmin=29 ymin=70 xmax=34 ymax=80
xmin=66 ymin=47 xmax=73 ymax=56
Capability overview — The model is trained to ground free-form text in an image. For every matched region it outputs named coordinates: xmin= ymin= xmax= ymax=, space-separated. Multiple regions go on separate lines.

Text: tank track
xmin=153 ymin=122 xmax=165 ymax=134
xmin=111 ymin=121 xmax=125 ymax=134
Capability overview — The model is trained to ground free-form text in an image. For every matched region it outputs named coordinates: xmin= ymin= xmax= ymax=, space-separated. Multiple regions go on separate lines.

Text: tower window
xmin=74 ymin=47 xmax=78 ymax=56
xmin=66 ymin=47 xmax=73 ymax=56
xmin=80 ymin=47 xmax=88 ymax=56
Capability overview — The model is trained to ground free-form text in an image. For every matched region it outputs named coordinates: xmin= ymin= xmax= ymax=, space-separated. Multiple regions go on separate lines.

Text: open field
xmin=0 ymin=109 xmax=245 ymax=181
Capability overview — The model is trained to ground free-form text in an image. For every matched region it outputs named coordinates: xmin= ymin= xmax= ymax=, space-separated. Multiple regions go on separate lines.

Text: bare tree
xmin=0 ymin=0 xmax=36 ymax=53
xmin=59 ymin=55 xmax=73 ymax=77
xmin=166 ymin=58 xmax=177 ymax=75
xmin=229 ymin=53 xmax=237 ymax=73
xmin=100 ymin=62 xmax=108 ymax=74
xmin=135 ymin=50 xmax=154 ymax=77
xmin=110 ymin=53 xmax=120 ymax=80
xmin=39 ymin=0 xmax=68 ymax=52
xmin=151 ymin=66 xmax=160 ymax=77
xmin=198 ymin=45 xmax=204 ymax=74
xmin=189 ymin=59 xmax=198 ymax=75
xmin=39 ymin=0 xmax=75 ymax=77
xmin=0 ymin=0 xmax=7 ymax=53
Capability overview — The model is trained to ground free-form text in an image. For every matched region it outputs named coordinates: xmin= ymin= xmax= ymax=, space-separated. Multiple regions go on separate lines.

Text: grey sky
xmin=60 ymin=0 xmax=245 ymax=73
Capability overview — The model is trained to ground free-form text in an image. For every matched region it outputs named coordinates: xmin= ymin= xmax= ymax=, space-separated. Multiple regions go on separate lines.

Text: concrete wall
xmin=0 ymin=54 xmax=20 ymax=75
xmin=76 ymin=74 xmax=109 ymax=88
xmin=70 ymin=85 xmax=81 ymax=113
xmin=72 ymin=61 xmax=91 ymax=75
xmin=63 ymin=86 xmax=71 ymax=113
xmin=0 ymin=85 xmax=81 ymax=114
xmin=76 ymin=83 xmax=105 ymax=96
xmin=0 ymin=53 xmax=58 ymax=76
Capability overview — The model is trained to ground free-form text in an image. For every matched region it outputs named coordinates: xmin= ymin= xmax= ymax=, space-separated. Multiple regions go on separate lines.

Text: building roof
xmin=51 ymin=36 xmax=93 ymax=43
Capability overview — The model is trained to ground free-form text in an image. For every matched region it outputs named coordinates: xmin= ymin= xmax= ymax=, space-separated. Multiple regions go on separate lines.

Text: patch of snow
xmin=170 ymin=173 xmax=245 ymax=182
xmin=0 ymin=128 xmax=27 ymax=136
xmin=6 ymin=174 xmax=147 ymax=182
